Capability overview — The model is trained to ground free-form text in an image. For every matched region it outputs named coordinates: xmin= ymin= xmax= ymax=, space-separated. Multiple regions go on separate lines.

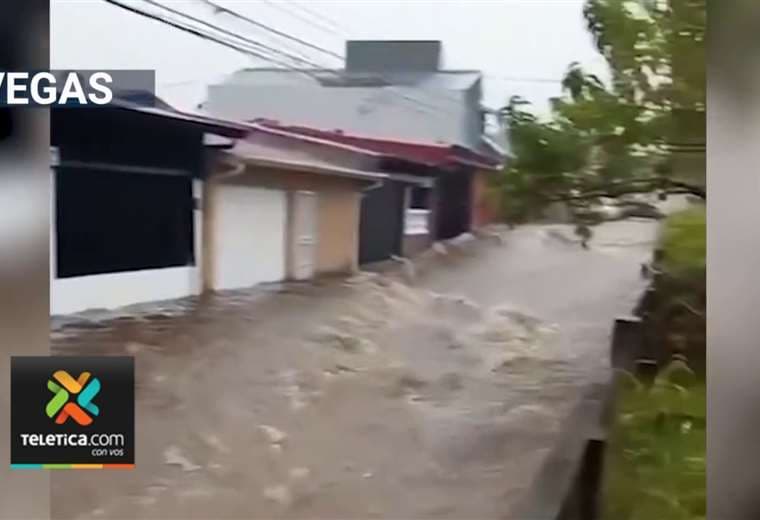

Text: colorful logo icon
xmin=46 ymin=370 xmax=100 ymax=426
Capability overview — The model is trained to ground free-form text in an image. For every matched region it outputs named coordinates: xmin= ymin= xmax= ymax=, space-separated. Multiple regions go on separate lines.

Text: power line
xmin=286 ymin=0 xmax=348 ymax=34
xmin=143 ymin=0 xmax=446 ymax=116
xmin=194 ymin=0 xmax=464 ymax=115
xmin=212 ymin=0 xmax=465 ymax=109
xmin=102 ymin=0 xmax=450 ymax=118
xmin=103 ymin=0 xmax=318 ymax=73
xmin=197 ymin=0 xmax=345 ymax=63
xmin=260 ymin=0 xmax=339 ymax=37
xmin=140 ymin=0 xmax=443 ymax=116
xmin=485 ymin=75 xmax=563 ymax=84
xmin=141 ymin=0 xmax=331 ymax=70
xmin=113 ymin=1 xmax=563 ymax=118
xmin=195 ymin=0 xmax=459 ymax=117
xmin=215 ymin=0 xmax=508 ymax=100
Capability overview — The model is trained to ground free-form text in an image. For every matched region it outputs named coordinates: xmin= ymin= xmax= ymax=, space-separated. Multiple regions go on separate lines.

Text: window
xmin=409 ymin=186 xmax=431 ymax=209
xmin=405 ymin=186 xmax=431 ymax=235
xmin=56 ymin=168 xmax=194 ymax=278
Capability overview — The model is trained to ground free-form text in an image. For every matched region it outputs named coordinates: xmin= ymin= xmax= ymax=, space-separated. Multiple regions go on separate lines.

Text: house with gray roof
xmin=203 ymin=40 xmax=508 ymax=160
xmin=203 ymin=40 xmax=508 ymax=259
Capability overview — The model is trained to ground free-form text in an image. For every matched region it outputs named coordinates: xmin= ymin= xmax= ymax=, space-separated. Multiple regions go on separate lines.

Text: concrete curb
xmin=510 ymin=312 xmax=647 ymax=520
xmin=509 ymin=380 xmax=612 ymax=520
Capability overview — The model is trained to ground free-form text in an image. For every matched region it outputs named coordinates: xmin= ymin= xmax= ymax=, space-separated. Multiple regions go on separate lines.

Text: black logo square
xmin=10 ymin=356 xmax=134 ymax=468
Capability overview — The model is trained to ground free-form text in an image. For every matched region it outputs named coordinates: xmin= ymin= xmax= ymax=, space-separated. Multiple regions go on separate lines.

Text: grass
xmin=659 ymin=206 xmax=706 ymax=278
xmin=602 ymin=371 xmax=706 ymax=520
xmin=602 ymin=206 xmax=706 ymax=519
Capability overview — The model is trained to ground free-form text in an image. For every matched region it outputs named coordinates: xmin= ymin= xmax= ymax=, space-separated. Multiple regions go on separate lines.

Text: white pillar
xmin=50 ymin=149 xmax=58 ymax=301
xmin=192 ymin=178 xmax=203 ymax=295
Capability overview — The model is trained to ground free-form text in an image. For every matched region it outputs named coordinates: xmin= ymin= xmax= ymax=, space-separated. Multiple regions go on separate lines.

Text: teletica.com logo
xmin=11 ymin=356 xmax=134 ymax=469
xmin=46 ymin=370 xmax=101 ymax=426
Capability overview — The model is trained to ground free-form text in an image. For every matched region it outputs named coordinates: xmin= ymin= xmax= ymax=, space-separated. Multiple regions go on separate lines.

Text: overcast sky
xmin=51 ymin=0 xmax=609 ymax=115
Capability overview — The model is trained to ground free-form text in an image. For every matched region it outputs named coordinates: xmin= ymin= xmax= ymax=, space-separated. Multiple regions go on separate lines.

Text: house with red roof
xmin=203 ymin=40 xmax=509 ymax=263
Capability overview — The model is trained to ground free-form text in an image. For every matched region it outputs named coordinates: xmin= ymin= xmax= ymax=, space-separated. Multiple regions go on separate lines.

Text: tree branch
xmin=666 ymin=180 xmax=705 ymax=199
xmin=545 ymin=176 xmax=705 ymax=202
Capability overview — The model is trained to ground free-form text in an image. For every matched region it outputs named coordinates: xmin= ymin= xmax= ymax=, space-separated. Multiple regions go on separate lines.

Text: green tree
xmin=496 ymin=0 xmax=705 ymax=225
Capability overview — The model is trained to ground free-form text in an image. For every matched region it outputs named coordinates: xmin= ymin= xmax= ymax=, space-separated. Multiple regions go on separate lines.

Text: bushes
xmin=659 ymin=206 xmax=706 ymax=280
xmin=646 ymin=206 xmax=706 ymax=371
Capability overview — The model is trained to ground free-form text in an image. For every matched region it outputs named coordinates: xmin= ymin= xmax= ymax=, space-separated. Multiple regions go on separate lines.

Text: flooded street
xmin=51 ymin=221 xmax=656 ymax=520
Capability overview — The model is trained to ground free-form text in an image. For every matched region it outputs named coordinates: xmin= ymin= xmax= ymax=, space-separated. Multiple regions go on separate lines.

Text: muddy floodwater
xmin=50 ymin=222 xmax=656 ymax=519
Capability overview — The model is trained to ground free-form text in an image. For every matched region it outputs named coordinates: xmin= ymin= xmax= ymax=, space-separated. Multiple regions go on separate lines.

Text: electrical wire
xmin=103 ymin=0 xmax=324 ymax=77
xmin=285 ymin=0 xmax=349 ymax=34
xmin=141 ymin=0 xmax=334 ymax=70
xmin=485 ymin=75 xmax=563 ymax=84
xmin=103 ymin=0 xmax=450 ymax=119
xmin=196 ymin=0 xmax=487 ymax=109
xmin=194 ymin=0 xmax=459 ymax=116
xmin=260 ymin=0 xmax=339 ymax=37
xmin=197 ymin=1 xmax=560 ymax=111
xmin=147 ymin=0 xmax=451 ymax=116
xmin=106 ymin=0 xmax=501 ymax=124
xmin=198 ymin=0 xmax=345 ymax=62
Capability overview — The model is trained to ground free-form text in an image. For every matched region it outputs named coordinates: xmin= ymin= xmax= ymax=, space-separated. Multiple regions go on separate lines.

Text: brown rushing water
xmin=51 ymin=222 xmax=655 ymax=520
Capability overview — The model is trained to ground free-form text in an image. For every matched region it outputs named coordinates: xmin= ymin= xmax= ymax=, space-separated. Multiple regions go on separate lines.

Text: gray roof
xmin=203 ymin=40 xmax=506 ymax=160
xmin=221 ymin=68 xmax=481 ymax=90
xmin=203 ymin=69 xmax=487 ymax=150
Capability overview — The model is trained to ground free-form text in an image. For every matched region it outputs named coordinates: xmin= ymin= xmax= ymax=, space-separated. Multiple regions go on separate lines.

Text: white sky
xmin=51 ymin=0 xmax=610 ymax=115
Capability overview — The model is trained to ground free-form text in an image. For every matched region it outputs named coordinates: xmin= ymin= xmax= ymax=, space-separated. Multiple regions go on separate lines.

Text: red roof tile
xmin=253 ymin=121 xmax=501 ymax=170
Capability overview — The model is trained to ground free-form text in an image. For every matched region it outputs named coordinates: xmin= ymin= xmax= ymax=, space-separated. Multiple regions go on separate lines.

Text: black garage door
xmin=435 ymin=170 xmax=473 ymax=240
xmin=358 ymin=180 xmax=405 ymax=264
xmin=56 ymin=168 xmax=194 ymax=278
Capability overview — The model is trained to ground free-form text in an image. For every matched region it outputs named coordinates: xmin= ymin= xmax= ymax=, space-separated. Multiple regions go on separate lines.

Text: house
xmin=202 ymin=124 xmax=389 ymax=291
xmin=50 ymin=97 xmax=248 ymax=315
xmin=51 ymin=95 xmax=400 ymax=315
xmin=254 ymin=122 xmax=501 ymax=264
xmin=203 ymin=40 xmax=508 ymax=247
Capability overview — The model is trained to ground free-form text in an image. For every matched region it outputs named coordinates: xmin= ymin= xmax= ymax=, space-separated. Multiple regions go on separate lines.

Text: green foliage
xmin=603 ymin=371 xmax=705 ymax=520
xmin=496 ymin=0 xmax=705 ymax=224
xmin=495 ymin=96 xmax=591 ymax=222
xmin=659 ymin=206 xmax=706 ymax=278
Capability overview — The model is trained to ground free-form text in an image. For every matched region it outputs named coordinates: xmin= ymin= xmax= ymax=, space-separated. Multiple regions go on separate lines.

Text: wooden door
xmin=291 ymin=190 xmax=318 ymax=280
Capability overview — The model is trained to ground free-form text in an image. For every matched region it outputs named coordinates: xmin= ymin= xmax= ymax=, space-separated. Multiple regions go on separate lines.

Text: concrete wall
xmin=316 ymin=189 xmax=361 ymax=274
xmin=471 ymin=169 xmax=499 ymax=228
xmin=52 ymin=267 xmax=201 ymax=315
xmin=402 ymin=233 xmax=432 ymax=257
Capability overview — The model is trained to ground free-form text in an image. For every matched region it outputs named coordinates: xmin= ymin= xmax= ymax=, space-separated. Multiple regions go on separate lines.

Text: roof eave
xmin=231 ymin=153 xmax=388 ymax=183
xmin=110 ymin=100 xmax=250 ymax=138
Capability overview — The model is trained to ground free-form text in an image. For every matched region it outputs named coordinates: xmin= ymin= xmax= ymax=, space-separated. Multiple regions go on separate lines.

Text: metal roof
xmin=254 ymin=122 xmax=502 ymax=170
xmin=205 ymin=83 xmax=474 ymax=147
xmin=225 ymin=68 xmax=481 ymax=90
xmin=110 ymin=92 xmax=249 ymax=138
xmin=228 ymin=130 xmax=387 ymax=183
xmin=204 ymin=63 xmax=487 ymax=150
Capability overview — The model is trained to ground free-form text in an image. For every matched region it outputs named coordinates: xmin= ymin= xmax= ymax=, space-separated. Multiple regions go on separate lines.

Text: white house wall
xmin=51 ymin=266 xmax=201 ymax=315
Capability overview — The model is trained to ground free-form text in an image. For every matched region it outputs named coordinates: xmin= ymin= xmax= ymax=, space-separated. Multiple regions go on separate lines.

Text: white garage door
xmin=212 ymin=184 xmax=286 ymax=290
